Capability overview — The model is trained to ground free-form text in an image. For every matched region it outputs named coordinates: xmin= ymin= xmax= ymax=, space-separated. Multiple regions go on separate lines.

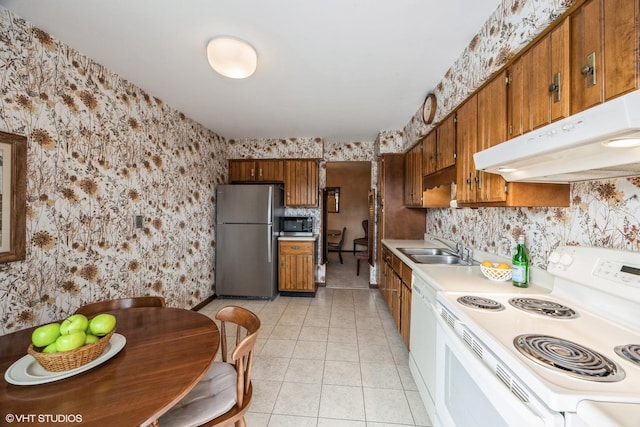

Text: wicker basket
xmin=27 ymin=330 xmax=115 ymax=372
xmin=480 ymin=264 xmax=512 ymax=282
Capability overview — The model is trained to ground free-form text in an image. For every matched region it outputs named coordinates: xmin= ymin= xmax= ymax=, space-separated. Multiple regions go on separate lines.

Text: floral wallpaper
xmin=1 ymin=0 xmax=638 ymax=332
xmin=227 ymin=137 xmax=323 ymax=159
xmin=404 ymin=0 xmax=576 ymax=146
xmin=0 ymin=10 xmax=227 ymax=334
xmin=376 ymin=130 xmax=404 ymax=155
xmin=427 ymin=177 xmax=640 ymax=267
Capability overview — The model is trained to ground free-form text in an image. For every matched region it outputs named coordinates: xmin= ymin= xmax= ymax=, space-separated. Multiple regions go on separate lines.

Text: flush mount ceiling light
xmin=206 ymin=36 xmax=257 ymax=79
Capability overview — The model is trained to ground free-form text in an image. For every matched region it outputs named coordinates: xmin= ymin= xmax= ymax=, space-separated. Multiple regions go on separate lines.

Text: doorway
xmin=323 ymin=161 xmax=372 ymax=288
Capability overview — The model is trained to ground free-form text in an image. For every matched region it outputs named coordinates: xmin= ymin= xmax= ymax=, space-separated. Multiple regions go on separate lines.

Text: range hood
xmin=474 ymin=90 xmax=640 ymax=183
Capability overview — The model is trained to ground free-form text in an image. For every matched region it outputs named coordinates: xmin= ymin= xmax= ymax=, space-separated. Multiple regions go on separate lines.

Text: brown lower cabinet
xmin=381 ymin=246 xmax=411 ymax=349
xmin=279 ymin=239 xmax=316 ymax=293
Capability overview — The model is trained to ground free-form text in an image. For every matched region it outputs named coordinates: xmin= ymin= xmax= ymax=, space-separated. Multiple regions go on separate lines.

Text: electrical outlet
xmin=135 ymin=215 xmax=143 ymax=229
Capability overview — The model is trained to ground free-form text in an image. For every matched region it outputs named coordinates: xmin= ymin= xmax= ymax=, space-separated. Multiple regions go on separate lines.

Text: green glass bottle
xmin=512 ymin=235 xmax=529 ymax=287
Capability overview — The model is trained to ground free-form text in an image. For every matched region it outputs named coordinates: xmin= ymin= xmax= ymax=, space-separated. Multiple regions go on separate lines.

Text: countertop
xmin=382 ymin=238 xmax=553 ymax=294
xmin=278 ymin=234 xmax=318 ymax=241
xmin=384 ymin=238 xmax=640 ymax=424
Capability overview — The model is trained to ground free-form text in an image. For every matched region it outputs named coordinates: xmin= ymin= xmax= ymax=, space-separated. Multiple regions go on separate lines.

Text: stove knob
xmin=548 ymin=251 xmax=560 ymax=263
xmin=559 ymin=253 xmax=573 ymax=266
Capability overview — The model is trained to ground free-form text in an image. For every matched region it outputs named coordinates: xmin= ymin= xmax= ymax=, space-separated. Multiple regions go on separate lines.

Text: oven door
xmin=435 ymin=312 xmax=564 ymax=427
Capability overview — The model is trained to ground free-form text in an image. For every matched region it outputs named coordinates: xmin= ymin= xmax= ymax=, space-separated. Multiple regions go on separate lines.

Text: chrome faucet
xmin=431 ymin=236 xmax=463 ymax=257
xmin=464 ymin=247 xmax=474 ymax=265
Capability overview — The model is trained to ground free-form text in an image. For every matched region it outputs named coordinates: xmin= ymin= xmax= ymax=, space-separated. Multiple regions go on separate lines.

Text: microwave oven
xmin=280 ymin=216 xmax=313 ymax=235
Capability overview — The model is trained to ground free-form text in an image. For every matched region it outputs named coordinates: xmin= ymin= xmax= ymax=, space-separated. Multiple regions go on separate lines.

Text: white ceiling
xmin=0 ymin=0 xmax=500 ymax=143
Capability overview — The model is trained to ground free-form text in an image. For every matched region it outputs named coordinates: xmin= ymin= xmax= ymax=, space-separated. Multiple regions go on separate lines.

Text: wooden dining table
xmin=0 ymin=307 xmax=219 ymax=426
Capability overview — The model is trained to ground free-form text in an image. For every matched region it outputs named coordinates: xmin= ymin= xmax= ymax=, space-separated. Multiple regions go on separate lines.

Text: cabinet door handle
xmin=581 ymin=52 xmax=596 ymax=87
xmin=548 ymin=72 xmax=561 ymax=103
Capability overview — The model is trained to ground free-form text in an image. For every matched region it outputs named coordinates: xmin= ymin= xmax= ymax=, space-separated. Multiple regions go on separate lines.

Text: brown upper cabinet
xmin=228 ymin=158 xmax=318 ymax=207
xmin=404 ymin=142 xmax=423 ymax=207
xmin=456 ymin=74 xmax=570 ymax=207
xmin=228 ymin=159 xmax=284 ymax=183
xmin=476 ymin=71 xmax=509 ymax=203
xmin=436 ymin=114 xmax=456 ymax=171
xmin=456 ymin=74 xmax=512 ymax=204
xmin=456 ymin=95 xmax=478 ymax=204
xmin=422 ymin=114 xmax=456 ymax=177
xmin=508 ymin=18 xmax=570 ymax=138
xmin=570 ymin=0 xmax=639 ymax=113
xmin=422 ymin=131 xmax=437 ymax=176
xmin=284 ymin=159 xmax=318 ymax=207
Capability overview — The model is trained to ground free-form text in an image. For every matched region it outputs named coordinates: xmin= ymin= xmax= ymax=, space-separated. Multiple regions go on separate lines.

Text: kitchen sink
xmin=398 ymin=247 xmax=477 ymax=265
xmin=398 ymin=247 xmax=454 ymax=256
xmin=408 ymin=254 xmax=463 ymax=264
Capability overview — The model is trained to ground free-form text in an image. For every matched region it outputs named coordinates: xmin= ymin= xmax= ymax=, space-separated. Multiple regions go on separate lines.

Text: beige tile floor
xmin=199 ymin=253 xmax=432 ymax=427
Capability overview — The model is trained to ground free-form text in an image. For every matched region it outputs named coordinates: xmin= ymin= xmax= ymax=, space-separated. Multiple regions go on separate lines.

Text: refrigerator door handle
xmin=268 ymin=185 xmax=273 ymax=221
xmin=267 ymin=224 xmax=273 ymax=263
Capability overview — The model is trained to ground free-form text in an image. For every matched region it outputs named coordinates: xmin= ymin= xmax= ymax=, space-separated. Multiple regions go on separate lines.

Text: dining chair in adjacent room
xmin=75 ymin=296 xmax=166 ymax=316
xmin=159 ymin=305 xmax=261 ymax=427
xmin=356 ymin=251 xmax=369 ymax=276
xmin=327 ymin=226 xmax=347 ymax=263
xmin=353 ymin=219 xmax=368 ymax=255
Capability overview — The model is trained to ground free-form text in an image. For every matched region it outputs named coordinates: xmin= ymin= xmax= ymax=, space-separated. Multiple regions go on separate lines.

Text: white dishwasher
xmin=408 ymin=272 xmax=438 ymax=422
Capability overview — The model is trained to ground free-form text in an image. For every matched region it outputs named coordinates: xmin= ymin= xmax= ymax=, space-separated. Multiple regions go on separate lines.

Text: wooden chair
xmin=356 ymin=251 xmax=369 ymax=276
xmin=327 ymin=226 xmax=347 ymax=263
xmin=75 ymin=296 xmax=166 ymax=316
xmin=353 ymin=219 xmax=368 ymax=255
xmin=159 ymin=305 xmax=260 ymax=427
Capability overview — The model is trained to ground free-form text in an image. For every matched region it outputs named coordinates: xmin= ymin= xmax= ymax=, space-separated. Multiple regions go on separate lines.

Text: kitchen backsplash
xmin=427 ymin=177 xmax=640 ymax=268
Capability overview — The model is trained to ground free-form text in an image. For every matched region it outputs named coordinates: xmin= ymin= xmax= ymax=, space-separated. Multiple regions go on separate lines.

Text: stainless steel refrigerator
xmin=215 ymin=184 xmax=284 ymax=299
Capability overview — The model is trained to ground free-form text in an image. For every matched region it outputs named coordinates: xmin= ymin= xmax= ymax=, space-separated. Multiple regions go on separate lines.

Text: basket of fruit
xmin=27 ymin=313 xmax=117 ymax=372
xmin=480 ymin=260 xmax=513 ymax=282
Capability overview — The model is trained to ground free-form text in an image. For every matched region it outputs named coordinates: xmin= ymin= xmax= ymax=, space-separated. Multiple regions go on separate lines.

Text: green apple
xmin=31 ymin=323 xmax=61 ymax=347
xmin=88 ymin=313 xmax=116 ymax=336
xmin=60 ymin=314 xmax=89 ymax=335
xmin=55 ymin=331 xmax=86 ymax=352
xmin=42 ymin=342 xmax=58 ymax=353
xmin=84 ymin=334 xmax=100 ymax=345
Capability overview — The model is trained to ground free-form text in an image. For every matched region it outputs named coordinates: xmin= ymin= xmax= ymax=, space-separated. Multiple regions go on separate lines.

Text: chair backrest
xmin=328 ymin=227 xmax=347 ymax=249
xmin=75 ymin=296 xmax=166 ymax=316
xmin=361 ymin=220 xmax=369 ymax=237
xmin=215 ymin=305 xmax=261 ymax=409
xmin=336 ymin=226 xmax=347 ymax=248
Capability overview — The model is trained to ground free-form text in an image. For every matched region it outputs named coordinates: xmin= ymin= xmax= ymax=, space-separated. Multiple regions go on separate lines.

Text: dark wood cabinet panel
xmin=284 ymin=160 xmax=318 ymax=207
xmin=228 ymin=159 xmax=283 ymax=182
xmin=279 ymin=240 xmax=315 ymax=292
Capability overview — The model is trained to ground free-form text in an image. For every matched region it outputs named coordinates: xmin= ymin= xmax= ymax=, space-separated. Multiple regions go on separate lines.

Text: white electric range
xmin=434 ymin=246 xmax=640 ymax=427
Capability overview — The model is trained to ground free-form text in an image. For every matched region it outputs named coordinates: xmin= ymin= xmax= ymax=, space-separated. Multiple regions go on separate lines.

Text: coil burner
xmin=514 ymin=334 xmax=625 ymax=382
xmin=614 ymin=344 xmax=640 ymax=367
xmin=509 ymin=297 xmax=577 ymax=319
xmin=457 ymin=296 xmax=504 ymax=311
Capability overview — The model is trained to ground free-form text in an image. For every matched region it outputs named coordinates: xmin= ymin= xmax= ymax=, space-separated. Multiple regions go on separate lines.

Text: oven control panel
xmin=548 ymin=246 xmax=640 ymax=288
xmin=594 ymin=260 xmax=640 ymax=286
